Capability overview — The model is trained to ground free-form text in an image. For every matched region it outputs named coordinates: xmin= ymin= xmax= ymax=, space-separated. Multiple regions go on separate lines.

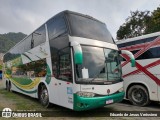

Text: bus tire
xmin=128 ymin=85 xmax=150 ymax=106
xmin=6 ymin=81 xmax=8 ymax=90
xmin=39 ymin=85 xmax=50 ymax=108
xmin=6 ymin=81 xmax=11 ymax=91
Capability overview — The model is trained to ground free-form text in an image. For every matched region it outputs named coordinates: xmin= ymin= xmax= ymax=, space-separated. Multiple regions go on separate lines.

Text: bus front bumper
xmin=73 ymin=92 xmax=125 ymax=111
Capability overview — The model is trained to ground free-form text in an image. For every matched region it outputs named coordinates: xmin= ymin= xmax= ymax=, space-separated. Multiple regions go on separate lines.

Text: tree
xmin=147 ymin=7 xmax=160 ymax=33
xmin=0 ymin=32 xmax=27 ymax=53
xmin=117 ymin=10 xmax=151 ymax=40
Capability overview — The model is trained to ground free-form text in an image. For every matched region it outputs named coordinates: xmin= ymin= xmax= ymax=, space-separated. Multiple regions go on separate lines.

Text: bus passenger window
xmin=51 ymin=52 xmax=58 ymax=78
xmin=34 ymin=59 xmax=47 ymax=77
xmin=58 ymin=51 xmax=72 ymax=82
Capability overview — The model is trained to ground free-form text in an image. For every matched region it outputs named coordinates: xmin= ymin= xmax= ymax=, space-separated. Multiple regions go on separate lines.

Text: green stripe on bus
xmin=73 ymin=92 xmax=125 ymax=111
xmin=12 ymin=82 xmax=37 ymax=94
xmin=12 ymin=77 xmax=32 ymax=85
xmin=45 ymin=64 xmax=51 ymax=84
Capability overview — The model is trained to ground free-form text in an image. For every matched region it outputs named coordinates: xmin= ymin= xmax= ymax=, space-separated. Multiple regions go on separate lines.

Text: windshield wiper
xmin=88 ymin=67 xmax=105 ymax=83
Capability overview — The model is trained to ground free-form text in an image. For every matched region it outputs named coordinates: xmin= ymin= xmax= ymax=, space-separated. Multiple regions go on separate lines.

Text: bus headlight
xmin=76 ymin=91 xmax=95 ymax=97
xmin=118 ymin=87 xmax=124 ymax=92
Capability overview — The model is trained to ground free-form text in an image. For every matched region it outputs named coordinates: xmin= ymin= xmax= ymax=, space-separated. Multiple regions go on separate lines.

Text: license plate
xmin=106 ymin=99 xmax=113 ymax=104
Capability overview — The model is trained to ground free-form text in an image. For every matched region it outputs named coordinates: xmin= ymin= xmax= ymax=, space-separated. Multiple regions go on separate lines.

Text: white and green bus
xmin=3 ymin=11 xmax=135 ymax=111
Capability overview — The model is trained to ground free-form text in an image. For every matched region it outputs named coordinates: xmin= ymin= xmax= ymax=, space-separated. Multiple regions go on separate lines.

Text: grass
xmin=0 ymin=89 xmax=46 ymax=111
xmin=0 ymin=88 xmax=117 ymax=115
xmin=0 ymin=90 xmax=141 ymax=120
xmin=0 ymin=81 xmax=159 ymax=120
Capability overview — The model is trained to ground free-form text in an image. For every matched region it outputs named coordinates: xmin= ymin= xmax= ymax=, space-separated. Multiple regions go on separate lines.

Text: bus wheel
xmin=6 ymin=81 xmax=8 ymax=90
xmin=39 ymin=85 xmax=50 ymax=108
xmin=128 ymin=85 xmax=150 ymax=106
xmin=6 ymin=81 xmax=11 ymax=91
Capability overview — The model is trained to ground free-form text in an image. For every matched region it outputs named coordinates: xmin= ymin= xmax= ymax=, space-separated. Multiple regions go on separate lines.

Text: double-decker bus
xmin=3 ymin=10 xmax=134 ymax=111
xmin=117 ymin=32 xmax=160 ymax=106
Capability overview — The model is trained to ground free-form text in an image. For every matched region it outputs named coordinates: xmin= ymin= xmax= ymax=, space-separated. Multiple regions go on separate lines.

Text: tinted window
xmin=58 ymin=48 xmax=72 ymax=81
xmin=10 ymin=42 xmax=24 ymax=54
xmin=3 ymin=34 xmax=32 ymax=62
xmin=125 ymin=46 xmax=160 ymax=60
xmin=118 ymin=36 xmax=160 ymax=60
xmin=24 ymin=35 xmax=32 ymax=51
xmin=50 ymin=46 xmax=72 ymax=82
xmin=49 ymin=36 xmax=69 ymax=51
xmin=34 ymin=59 xmax=47 ymax=77
xmin=118 ymin=36 xmax=158 ymax=48
xmin=51 ymin=50 xmax=58 ymax=78
xmin=33 ymin=25 xmax=46 ymax=47
xmin=11 ymin=59 xmax=47 ymax=77
xmin=47 ymin=14 xmax=67 ymax=41
xmin=50 ymin=35 xmax=69 ymax=78
xmin=76 ymin=46 xmax=105 ymax=78
xmin=67 ymin=13 xmax=114 ymax=43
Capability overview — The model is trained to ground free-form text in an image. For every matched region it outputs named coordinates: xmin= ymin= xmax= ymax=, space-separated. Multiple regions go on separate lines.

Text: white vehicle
xmin=117 ymin=32 xmax=160 ymax=106
xmin=3 ymin=11 xmax=134 ymax=111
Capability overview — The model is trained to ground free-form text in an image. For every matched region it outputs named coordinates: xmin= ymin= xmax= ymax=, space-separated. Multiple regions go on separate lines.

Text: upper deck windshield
xmin=76 ymin=46 xmax=122 ymax=84
xmin=67 ymin=13 xmax=114 ymax=44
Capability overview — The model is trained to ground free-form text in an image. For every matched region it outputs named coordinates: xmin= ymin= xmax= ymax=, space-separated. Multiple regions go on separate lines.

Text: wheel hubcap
xmin=41 ymin=89 xmax=48 ymax=104
xmin=132 ymin=88 xmax=144 ymax=102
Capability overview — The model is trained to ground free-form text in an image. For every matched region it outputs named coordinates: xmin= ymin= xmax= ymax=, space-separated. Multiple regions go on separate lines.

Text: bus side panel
xmin=3 ymin=68 xmax=38 ymax=98
xmin=48 ymin=78 xmax=61 ymax=105
xmin=3 ymin=42 xmax=51 ymax=99
xmin=158 ymin=80 xmax=160 ymax=101
xmin=157 ymin=74 xmax=160 ymax=102
xmin=10 ymin=78 xmax=38 ymax=98
xmin=56 ymin=80 xmax=73 ymax=109
xmin=123 ymin=60 xmax=159 ymax=101
xmin=123 ymin=75 xmax=159 ymax=101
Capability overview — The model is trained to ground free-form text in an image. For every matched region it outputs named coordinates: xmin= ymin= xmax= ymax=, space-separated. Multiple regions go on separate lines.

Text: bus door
xmin=57 ymin=50 xmax=73 ymax=109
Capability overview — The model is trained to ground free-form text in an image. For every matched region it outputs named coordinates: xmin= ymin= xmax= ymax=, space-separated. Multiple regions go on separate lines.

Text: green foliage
xmin=117 ymin=6 xmax=160 ymax=40
xmin=117 ymin=10 xmax=151 ymax=39
xmin=3 ymin=32 xmax=27 ymax=43
xmin=0 ymin=35 xmax=14 ymax=53
xmin=0 ymin=32 xmax=27 ymax=53
xmin=147 ymin=7 xmax=160 ymax=33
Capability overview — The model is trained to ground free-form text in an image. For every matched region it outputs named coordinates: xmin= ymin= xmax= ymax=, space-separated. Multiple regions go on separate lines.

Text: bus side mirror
xmin=119 ymin=50 xmax=135 ymax=67
xmin=70 ymin=41 xmax=83 ymax=64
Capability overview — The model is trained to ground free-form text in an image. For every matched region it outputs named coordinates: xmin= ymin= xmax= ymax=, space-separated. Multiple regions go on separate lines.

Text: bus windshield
xmin=75 ymin=46 xmax=122 ymax=84
xmin=67 ymin=13 xmax=114 ymax=44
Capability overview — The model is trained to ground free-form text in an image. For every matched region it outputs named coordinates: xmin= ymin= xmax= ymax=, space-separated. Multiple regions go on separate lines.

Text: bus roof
xmin=50 ymin=10 xmax=105 ymax=24
xmin=116 ymin=32 xmax=160 ymax=44
xmin=5 ymin=10 xmax=106 ymax=54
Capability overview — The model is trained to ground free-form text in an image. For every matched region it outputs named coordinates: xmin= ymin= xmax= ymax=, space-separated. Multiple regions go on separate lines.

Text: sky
xmin=0 ymin=0 xmax=159 ymax=39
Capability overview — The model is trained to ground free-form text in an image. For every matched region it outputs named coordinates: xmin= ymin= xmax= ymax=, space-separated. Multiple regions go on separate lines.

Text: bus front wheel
xmin=39 ymin=85 xmax=50 ymax=108
xmin=128 ymin=85 xmax=150 ymax=106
